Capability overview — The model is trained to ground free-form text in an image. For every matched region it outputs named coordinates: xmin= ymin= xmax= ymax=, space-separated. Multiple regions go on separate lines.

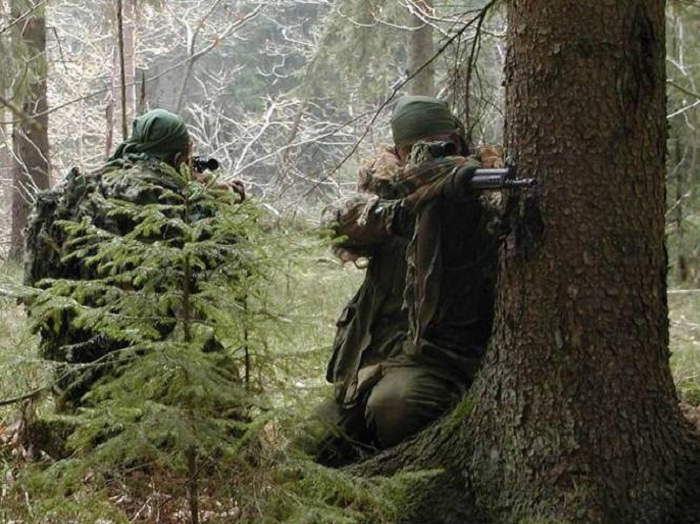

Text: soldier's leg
xmin=312 ymin=399 xmax=375 ymax=466
xmin=364 ymin=366 xmax=462 ymax=448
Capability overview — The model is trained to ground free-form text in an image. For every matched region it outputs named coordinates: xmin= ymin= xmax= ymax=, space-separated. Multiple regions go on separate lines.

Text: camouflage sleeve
xmin=392 ymin=157 xmax=463 ymax=197
xmin=397 ymin=156 xmax=482 ymax=211
xmin=321 ymin=195 xmax=404 ymax=257
xmin=23 ymin=168 xmax=88 ymax=286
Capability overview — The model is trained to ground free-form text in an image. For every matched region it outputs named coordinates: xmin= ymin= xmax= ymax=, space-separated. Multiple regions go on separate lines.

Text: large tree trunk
xmin=469 ymin=2 xmax=700 ymax=520
xmin=407 ymin=0 xmax=435 ymax=97
xmin=9 ymin=0 xmax=50 ymax=261
xmin=354 ymin=2 xmax=700 ymax=523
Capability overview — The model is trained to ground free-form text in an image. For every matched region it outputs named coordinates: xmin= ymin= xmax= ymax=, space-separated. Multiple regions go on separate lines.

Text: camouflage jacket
xmin=324 ymin=144 xmax=503 ymax=397
xmin=323 ymin=150 xmax=411 ymax=406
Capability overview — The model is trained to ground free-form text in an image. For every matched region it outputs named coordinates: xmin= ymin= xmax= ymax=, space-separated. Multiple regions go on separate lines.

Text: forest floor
xmin=1 ymin=247 xmax=700 ymax=523
xmin=0 ymin=244 xmax=373 ymax=523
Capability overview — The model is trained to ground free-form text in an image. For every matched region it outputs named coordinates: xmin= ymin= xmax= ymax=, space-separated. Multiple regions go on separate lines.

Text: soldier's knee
xmin=365 ymin=383 xmax=413 ymax=448
xmin=365 ymin=367 xmax=461 ymax=448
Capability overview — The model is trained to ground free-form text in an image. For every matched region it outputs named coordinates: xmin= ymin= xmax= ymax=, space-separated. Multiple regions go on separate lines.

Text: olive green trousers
xmin=316 ymin=366 xmax=463 ymax=465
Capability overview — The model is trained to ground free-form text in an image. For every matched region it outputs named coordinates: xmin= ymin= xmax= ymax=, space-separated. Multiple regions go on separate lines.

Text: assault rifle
xmin=426 ymin=141 xmax=536 ymax=191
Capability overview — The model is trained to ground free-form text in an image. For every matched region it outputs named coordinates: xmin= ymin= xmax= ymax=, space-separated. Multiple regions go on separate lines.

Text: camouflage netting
xmin=24 ymin=159 xmax=240 ymax=408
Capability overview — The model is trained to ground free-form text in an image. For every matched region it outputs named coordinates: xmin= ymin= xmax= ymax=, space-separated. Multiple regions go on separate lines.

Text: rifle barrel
xmin=464 ymin=166 xmax=536 ymax=190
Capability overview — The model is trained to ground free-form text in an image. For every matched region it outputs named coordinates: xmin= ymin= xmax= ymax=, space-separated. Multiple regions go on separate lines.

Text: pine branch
xmin=0 ymin=386 xmax=48 ymax=407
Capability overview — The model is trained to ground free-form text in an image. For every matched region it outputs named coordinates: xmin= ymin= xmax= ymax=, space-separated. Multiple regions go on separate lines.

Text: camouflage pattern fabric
xmin=24 ymin=159 xmax=229 ymax=407
xmin=322 ymin=143 xmax=504 ymax=402
xmin=396 ymin=142 xmax=504 ymax=386
xmin=322 ymin=150 xmax=410 ymax=406
xmin=356 ymin=144 xmax=401 ymax=193
xmin=319 ymin=140 xmax=504 ymax=455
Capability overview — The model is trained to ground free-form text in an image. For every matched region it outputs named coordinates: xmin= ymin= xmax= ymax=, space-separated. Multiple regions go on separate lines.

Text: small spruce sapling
xmin=28 ymin=160 xmax=269 ymax=523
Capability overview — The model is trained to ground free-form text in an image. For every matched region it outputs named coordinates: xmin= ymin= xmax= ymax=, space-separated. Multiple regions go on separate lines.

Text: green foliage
xmin=259 ymin=459 xmax=441 ymax=524
xmin=0 ymin=262 xmax=48 ymax=421
xmin=23 ymin=161 xmax=277 ymax=511
xmin=3 ymin=157 xmax=394 ymax=523
xmin=1 ymin=191 xmax=372 ymax=521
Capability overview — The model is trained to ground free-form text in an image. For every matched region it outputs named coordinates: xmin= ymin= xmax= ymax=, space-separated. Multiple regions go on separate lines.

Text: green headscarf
xmin=390 ymin=96 xmax=465 ymax=148
xmin=110 ymin=108 xmax=190 ymax=164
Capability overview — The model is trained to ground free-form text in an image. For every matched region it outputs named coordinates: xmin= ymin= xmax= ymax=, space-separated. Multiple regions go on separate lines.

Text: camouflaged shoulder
xmin=99 ymin=159 xmax=182 ymax=202
xmin=357 ymin=145 xmax=402 ymax=199
xmin=24 ymin=160 xmax=182 ymax=286
xmin=23 ymin=167 xmax=95 ymax=286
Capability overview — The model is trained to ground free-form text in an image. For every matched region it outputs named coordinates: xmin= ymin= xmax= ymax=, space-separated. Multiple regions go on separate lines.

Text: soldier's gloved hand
xmin=358 ymin=145 xmax=401 ymax=193
xmin=440 ymin=160 xmax=480 ymax=202
xmin=400 ymin=156 xmax=471 ymax=210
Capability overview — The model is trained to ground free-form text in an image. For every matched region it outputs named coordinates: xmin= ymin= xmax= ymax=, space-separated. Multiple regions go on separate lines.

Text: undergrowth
xmin=2 ymin=208 xmax=700 ymax=522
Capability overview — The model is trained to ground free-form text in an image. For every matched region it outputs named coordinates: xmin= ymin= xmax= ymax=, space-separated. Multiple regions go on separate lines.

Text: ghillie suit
xmin=24 ymin=158 xmax=243 ymax=409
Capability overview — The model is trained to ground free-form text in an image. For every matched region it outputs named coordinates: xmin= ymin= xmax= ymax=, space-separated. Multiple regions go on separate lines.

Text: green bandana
xmin=110 ymin=108 xmax=190 ymax=164
xmin=390 ymin=96 xmax=465 ymax=148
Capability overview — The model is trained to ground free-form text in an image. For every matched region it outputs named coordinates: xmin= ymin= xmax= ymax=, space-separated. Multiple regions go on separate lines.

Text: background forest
xmin=0 ymin=0 xmax=699 ymax=523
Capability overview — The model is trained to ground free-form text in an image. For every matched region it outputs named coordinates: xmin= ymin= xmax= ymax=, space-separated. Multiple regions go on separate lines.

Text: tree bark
xmin=9 ymin=0 xmax=50 ymax=261
xmin=353 ymin=2 xmax=700 ymax=523
xmin=407 ymin=0 xmax=435 ymax=97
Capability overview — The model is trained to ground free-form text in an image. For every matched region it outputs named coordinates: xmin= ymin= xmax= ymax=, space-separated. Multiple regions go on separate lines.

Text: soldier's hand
xmin=400 ymin=156 xmax=471 ymax=210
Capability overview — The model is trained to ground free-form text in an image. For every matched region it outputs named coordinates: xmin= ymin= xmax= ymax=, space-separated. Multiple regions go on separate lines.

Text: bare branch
xmin=668 ymin=80 xmax=700 ymax=101
xmin=175 ymin=4 xmax=265 ymax=112
xmin=0 ymin=0 xmax=50 ymax=35
xmin=302 ymin=0 xmax=500 ymax=197
xmin=0 ymin=93 xmax=44 ymax=132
